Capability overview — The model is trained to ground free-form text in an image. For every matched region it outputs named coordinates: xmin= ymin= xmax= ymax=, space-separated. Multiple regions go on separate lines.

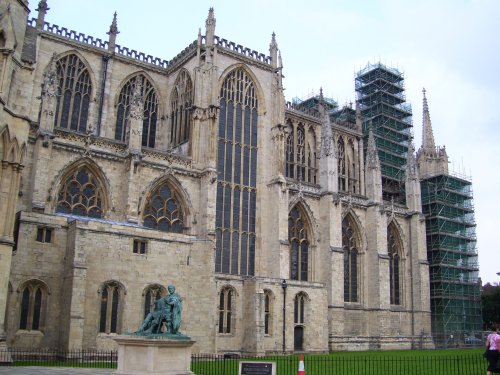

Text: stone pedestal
xmin=114 ymin=336 xmax=195 ymax=375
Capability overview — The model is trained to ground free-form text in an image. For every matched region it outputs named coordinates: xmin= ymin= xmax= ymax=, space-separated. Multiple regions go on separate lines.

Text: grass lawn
xmin=192 ymin=348 xmax=486 ymax=375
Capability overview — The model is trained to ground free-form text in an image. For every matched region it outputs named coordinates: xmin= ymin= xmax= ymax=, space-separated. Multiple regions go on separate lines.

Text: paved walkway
xmin=0 ymin=367 xmax=116 ymax=374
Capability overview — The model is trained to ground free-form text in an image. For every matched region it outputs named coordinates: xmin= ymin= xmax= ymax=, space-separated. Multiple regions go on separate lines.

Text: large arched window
xmin=342 ymin=216 xmax=359 ymax=302
xmin=218 ymin=287 xmax=234 ymax=334
xmin=215 ymin=68 xmax=258 ymax=276
xmin=289 ymin=206 xmax=309 ymax=281
xmin=285 ymin=122 xmax=317 ymax=183
xmin=388 ymin=223 xmax=401 ymax=305
xmin=54 ymin=54 xmax=92 ymax=133
xmin=143 ymin=183 xmax=184 ymax=233
xmin=19 ymin=280 xmax=47 ymax=331
xmin=56 ymin=165 xmax=105 ymax=218
xmin=99 ymin=281 xmax=124 ymax=334
xmin=115 ymin=74 xmax=158 ymax=148
xmin=143 ymin=284 xmax=166 ymax=319
xmin=170 ymin=70 xmax=193 ymax=147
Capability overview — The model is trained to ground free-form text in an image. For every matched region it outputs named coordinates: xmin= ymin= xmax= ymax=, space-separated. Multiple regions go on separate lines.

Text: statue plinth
xmin=113 ymin=335 xmax=195 ymax=375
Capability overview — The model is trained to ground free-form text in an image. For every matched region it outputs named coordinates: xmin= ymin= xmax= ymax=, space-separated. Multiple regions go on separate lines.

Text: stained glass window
xmin=170 ymin=70 xmax=193 ymax=147
xmin=143 ymin=184 xmax=184 ymax=233
xmin=54 ymin=54 xmax=91 ymax=133
xmin=215 ymin=68 xmax=258 ymax=276
xmin=343 ymin=216 xmax=359 ymax=302
xmin=115 ymin=74 xmax=158 ymax=148
xmin=289 ymin=206 xmax=309 ymax=281
xmin=56 ymin=166 xmax=104 ymax=218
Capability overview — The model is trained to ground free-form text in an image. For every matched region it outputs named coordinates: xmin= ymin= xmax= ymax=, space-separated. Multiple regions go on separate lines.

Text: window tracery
xmin=143 ymin=183 xmax=184 ymax=233
xmin=289 ymin=206 xmax=309 ymax=281
xmin=56 ymin=165 xmax=104 ymax=218
xmin=115 ymin=74 xmax=158 ymax=148
xmin=284 ymin=121 xmax=317 ymax=183
xmin=170 ymin=70 xmax=193 ymax=147
xmin=215 ymin=68 xmax=258 ymax=276
xmin=54 ymin=54 xmax=92 ymax=133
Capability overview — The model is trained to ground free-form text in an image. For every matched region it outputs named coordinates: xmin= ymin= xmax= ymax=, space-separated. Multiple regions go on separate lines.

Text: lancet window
xmin=56 ymin=165 xmax=104 ymax=218
xmin=388 ymin=224 xmax=401 ymax=305
xmin=99 ymin=281 xmax=123 ymax=334
xmin=338 ymin=138 xmax=347 ymax=191
xmin=143 ymin=183 xmax=184 ymax=233
xmin=285 ymin=122 xmax=317 ymax=183
xmin=264 ymin=290 xmax=273 ymax=335
xmin=289 ymin=206 xmax=309 ymax=281
xmin=115 ymin=74 xmax=158 ymax=148
xmin=170 ymin=70 xmax=193 ymax=147
xmin=342 ymin=216 xmax=359 ymax=302
xmin=218 ymin=287 xmax=234 ymax=334
xmin=54 ymin=54 xmax=92 ymax=133
xmin=215 ymin=68 xmax=258 ymax=276
xmin=19 ymin=281 xmax=47 ymax=331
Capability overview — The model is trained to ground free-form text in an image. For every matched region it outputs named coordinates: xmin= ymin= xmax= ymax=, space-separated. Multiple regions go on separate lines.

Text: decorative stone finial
xmin=270 ymin=32 xmax=278 ymax=68
xmin=205 ymin=7 xmax=216 ymax=47
xmin=107 ymin=12 xmax=119 ymax=52
xmin=36 ymin=0 xmax=49 ymax=30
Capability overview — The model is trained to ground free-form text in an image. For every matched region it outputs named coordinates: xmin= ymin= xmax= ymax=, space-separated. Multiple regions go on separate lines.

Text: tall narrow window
xmin=338 ymin=138 xmax=346 ymax=191
xmin=170 ymin=70 xmax=193 ymax=147
xmin=218 ymin=287 xmax=233 ymax=334
xmin=115 ymin=74 xmax=158 ymax=148
xmin=286 ymin=132 xmax=294 ymax=178
xmin=19 ymin=282 xmax=46 ymax=331
xmin=99 ymin=281 xmax=123 ymax=334
xmin=56 ymin=165 xmax=105 ymax=218
xmin=388 ymin=224 xmax=401 ymax=305
xmin=264 ymin=291 xmax=272 ymax=335
xmin=215 ymin=68 xmax=258 ymax=276
xmin=143 ymin=183 xmax=184 ymax=233
xmin=343 ymin=216 xmax=359 ymax=302
xmin=293 ymin=293 xmax=306 ymax=352
xmin=289 ymin=206 xmax=309 ymax=281
xmin=54 ymin=54 xmax=91 ymax=133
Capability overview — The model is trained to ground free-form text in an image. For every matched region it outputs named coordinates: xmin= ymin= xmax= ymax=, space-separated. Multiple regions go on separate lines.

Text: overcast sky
xmin=39 ymin=0 xmax=500 ymax=283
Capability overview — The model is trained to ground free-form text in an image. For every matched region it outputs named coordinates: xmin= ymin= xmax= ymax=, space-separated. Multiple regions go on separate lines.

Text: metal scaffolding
xmin=355 ymin=62 xmax=413 ymax=203
xmin=420 ymin=174 xmax=482 ymax=344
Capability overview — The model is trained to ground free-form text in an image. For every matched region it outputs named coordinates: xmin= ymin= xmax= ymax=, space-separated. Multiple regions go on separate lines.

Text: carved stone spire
xmin=205 ymin=7 xmax=216 ymax=47
xmin=36 ymin=0 xmax=49 ymax=30
xmin=107 ymin=12 xmax=119 ymax=52
xmin=422 ymin=88 xmax=436 ymax=153
xmin=38 ymin=52 xmax=58 ymax=135
xmin=366 ymin=125 xmax=380 ymax=169
xmin=270 ymin=32 xmax=278 ymax=69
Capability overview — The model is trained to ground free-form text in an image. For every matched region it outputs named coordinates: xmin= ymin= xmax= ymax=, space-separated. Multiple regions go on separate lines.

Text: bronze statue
xmin=134 ymin=284 xmax=187 ymax=338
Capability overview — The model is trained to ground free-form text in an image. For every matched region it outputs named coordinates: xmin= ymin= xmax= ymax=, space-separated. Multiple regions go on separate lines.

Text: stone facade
xmin=0 ymin=1 xmax=433 ymax=354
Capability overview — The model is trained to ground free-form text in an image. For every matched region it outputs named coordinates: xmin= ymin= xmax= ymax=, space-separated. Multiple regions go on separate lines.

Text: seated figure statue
xmin=134 ymin=284 xmax=184 ymax=336
xmin=135 ymin=295 xmax=171 ymax=335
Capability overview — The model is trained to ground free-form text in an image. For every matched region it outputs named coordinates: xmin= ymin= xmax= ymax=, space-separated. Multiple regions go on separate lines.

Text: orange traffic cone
xmin=298 ymin=353 xmax=306 ymax=375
